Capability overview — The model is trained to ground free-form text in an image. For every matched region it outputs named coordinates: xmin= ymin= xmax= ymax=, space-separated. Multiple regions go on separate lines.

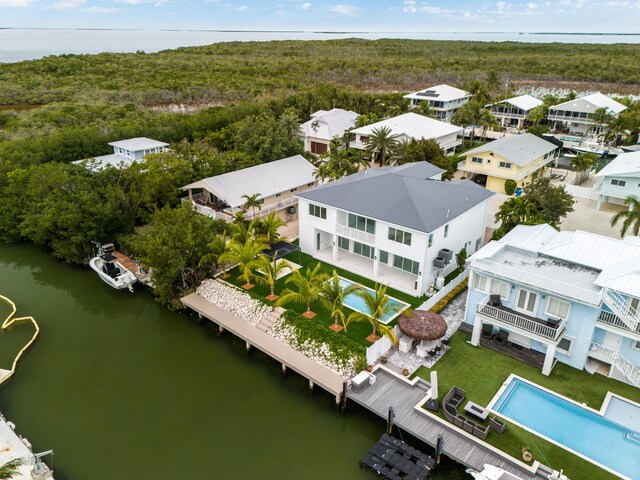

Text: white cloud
xmin=84 ymin=6 xmax=120 ymax=12
xmin=527 ymin=2 xmax=538 ymax=9
xmin=300 ymin=1 xmax=311 ymax=9
xmin=402 ymin=0 xmax=451 ymax=14
xmin=237 ymin=4 xmax=247 ymax=9
xmin=329 ymin=3 xmax=359 ymax=16
xmin=0 ymin=0 xmax=33 ymax=6
xmin=47 ymin=0 xmax=84 ymax=8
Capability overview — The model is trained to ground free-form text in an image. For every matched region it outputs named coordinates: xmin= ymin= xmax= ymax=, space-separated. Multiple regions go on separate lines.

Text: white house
xmin=594 ymin=151 xmax=640 ymax=210
xmin=464 ymin=224 xmax=640 ymax=385
xmin=296 ymin=162 xmax=493 ymax=297
xmin=350 ymin=113 xmax=463 ymax=155
xmin=299 ymin=108 xmax=359 ymax=155
xmin=74 ymin=137 xmax=169 ymax=170
xmin=181 ymin=155 xmax=317 ymax=222
xmin=547 ymin=93 xmax=627 ymax=136
xmin=486 ymin=94 xmax=543 ymax=130
xmin=404 ymin=84 xmax=471 ymax=122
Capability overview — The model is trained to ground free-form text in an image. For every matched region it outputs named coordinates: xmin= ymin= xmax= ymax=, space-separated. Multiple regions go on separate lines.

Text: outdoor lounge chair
xmin=481 ymin=324 xmax=494 ymax=339
xmin=494 ymin=329 xmax=509 ymax=345
xmin=489 ymin=415 xmax=507 ymax=433
xmin=546 ymin=318 xmax=561 ymax=328
xmin=489 ymin=294 xmax=502 ymax=306
xmin=453 ymin=416 xmax=465 ymax=428
xmin=473 ymin=424 xmax=489 ymax=440
xmin=444 ymin=403 xmax=457 ymax=423
xmin=463 ymin=419 xmax=476 ymax=433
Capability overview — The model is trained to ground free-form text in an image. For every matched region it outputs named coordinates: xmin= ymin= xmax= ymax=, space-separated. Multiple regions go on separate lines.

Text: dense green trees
xmin=392 ymin=139 xmax=454 ymax=179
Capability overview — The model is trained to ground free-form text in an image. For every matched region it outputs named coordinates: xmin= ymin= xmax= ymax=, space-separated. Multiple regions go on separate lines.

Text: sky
xmin=1 ymin=0 xmax=639 ymax=32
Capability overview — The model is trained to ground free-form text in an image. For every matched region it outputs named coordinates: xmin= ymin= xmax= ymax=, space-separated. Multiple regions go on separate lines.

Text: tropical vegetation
xmin=277 ymin=263 xmax=330 ymax=318
xmin=610 ymin=196 xmax=640 ymax=237
xmin=346 ymin=284 xmax=400 ymax=344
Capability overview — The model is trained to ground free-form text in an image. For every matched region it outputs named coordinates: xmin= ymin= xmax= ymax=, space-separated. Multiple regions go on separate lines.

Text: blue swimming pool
xmin=492 ymin=378 xmax=640 ymax=479
xmin=559 ymin=135 xmax=583 ymax=143
xmin=338 ymin=278 xmax=409 ymax=324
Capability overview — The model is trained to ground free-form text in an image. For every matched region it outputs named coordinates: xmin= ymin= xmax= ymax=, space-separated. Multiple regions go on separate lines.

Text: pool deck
xmin=181 ymin=292 xmax=345 ymax=400
xmin=348 ymin=367 xmax=551 ymax=479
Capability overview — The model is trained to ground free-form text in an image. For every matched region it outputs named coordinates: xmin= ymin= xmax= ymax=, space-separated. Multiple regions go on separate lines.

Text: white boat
xmin=570 ymin=141 xmax=622 ymax=157
xmin=466 ymin=464 xmax=569 ymax=480
xmin=89 ymin=243 xmax=137 ymax=292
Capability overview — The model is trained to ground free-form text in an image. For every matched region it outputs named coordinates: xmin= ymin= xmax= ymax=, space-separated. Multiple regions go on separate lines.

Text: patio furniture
xmin=494 ymin=329 xmax=509 ymax=345
xmin=464 ymin=401 xmax=490 ymax=421
xmin=453 ymin=416 xmax=465 ymax=428
xmin=489 ymin=294 xmax=502 ymax=307
xmin=546 ymin=318 xmax=561 ymax=328
xmin=489 ymin=415 xmax=507 ymax=433
xmin=398 ymin=310 xmax=447 ymax=357
xmin=463 ymin=418 xmax=477 ymax=433
xmin=473 ymin=424 xmax=489 ymax=440
xmin=441 ymin=338 xmax=450 ymax=346
xmin=352 ymin=371 xmax=373 ymax=392
xmin=481 ymin=323 xmax=494 ymax=339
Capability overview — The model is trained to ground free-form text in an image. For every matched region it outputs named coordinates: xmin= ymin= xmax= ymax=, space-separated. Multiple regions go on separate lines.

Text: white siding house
xmin=404 ymin=84 xmax=471 ymax=122
xmin=594 ymin=151 xmax=640 ymax=210
xmin=487 ymin=94 xmax=543 ymax=130
xmin=548 ymin=93 xmax=627 ymax=136
xmin=350 ymin=113 xmax=463 ymax=155
xmin=74 ymin=137 xmax=169 ymax=170
xmin=296 ymin=162 xmax=493 ymax=297
xmin=299 ymin=108 xmax=359 ymax=155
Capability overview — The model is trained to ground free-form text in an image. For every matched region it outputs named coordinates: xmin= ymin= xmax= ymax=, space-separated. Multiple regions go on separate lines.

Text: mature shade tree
xmin=365 ymin=126 xmax=399 ymax=167
xmin=198 ymin=232 xmax=229 ymax=276
xmin=610 ymin=196 xmax=640 ymax=238
xmin=346 ymin=284 xmax=399 ymax=343
xmin=277 ymin=262 xmax=329 ymax=318
xmin=391 ymin=139 xmax=454 ymax=179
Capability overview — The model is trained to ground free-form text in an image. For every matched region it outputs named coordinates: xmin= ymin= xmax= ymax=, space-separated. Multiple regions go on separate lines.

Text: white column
xmin=373 ymin=251 xmax=380 ymax=277
xmin=542 ymin=343 xmax=557 ymax=376
xmin=416 ymin=266 xmax=425 ymax=295
xmin=596 ymin=194 xmax=603 ymax=211
xmin=332 ymin=234 xmax=338 ymax=261
xmin=471 ymin=318 xmax=483 ymax=346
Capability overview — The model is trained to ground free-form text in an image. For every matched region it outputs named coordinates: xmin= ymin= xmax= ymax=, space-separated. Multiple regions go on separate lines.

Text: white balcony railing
xmin=597 ymin=310 xmax=640 ymax=335
xmin=516 ymin=155 xmax=556 ymax=180
xmin=588 ymin=342 xmax=618 ymax=363
xmin=477 ymin=295 xmax=564 ymax=341
xmin=547 ymin=113 xmax=591 ymax=124
xmin=589 ymin=342 xmax=640 ymax=387
xmin=182 ymin=197 xmax=298 ymax=222
xmin=181 ymin=198 xmax=232 ymax=221
xmin=603 ymin=289 xmax=640 ymax=331
xmin=471 ymin=258 xmax=602 ymax=306
xmin=335 ymin=224 xmax=375 ymax=245
xmin=243 ymin=197 xmax=298 ymax=221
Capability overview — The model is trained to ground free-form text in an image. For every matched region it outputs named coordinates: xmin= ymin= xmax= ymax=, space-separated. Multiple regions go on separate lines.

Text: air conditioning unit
xmin=439 ymin=249 xmax=453 ymax=264
xmin=433 ymin=257 xmax=446 ymax=268
xmin=286 ymin=206 xmax=297 ymax=215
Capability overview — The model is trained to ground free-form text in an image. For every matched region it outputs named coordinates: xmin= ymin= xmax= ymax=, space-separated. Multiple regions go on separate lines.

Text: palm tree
xmin=604 ymin=116 xmax=628 ymax=146
xmin=254 ymin=253 xmax=291 ymax=301
xmin=198 ymin=232 xmax=229 ymax=276
xmin=241 ymin=193 xmax=262 ymax=219
xmin=319 ymin=271 xmax=359 ymax=332
xmin=219 ymin=238 xmax=267 ymax=289
xmin=527 ymin=105 xmax=547 ymax=126
xmin=276 ymin=263 xmax=329 ymax=318
xmin=570 ymin=153 xmax=597 ymax=185
xmin=365 ymin=126 xmax=399 ymax=167
xmin=313 ymin=161 xmax=332 ymax=182
xmin=610 ymin=196 xmax=640 ymax=237
xmin=279 ymin=109 xmax=302 ymax=141
xmin=588 ymin=107 xmax=613 ymax=136
xmin=454 ymin=101 xmax=497 ymax=141
xmin=346 ymin=284 xmax=400 ymax=344
xmin=415 ymin=101 xmax=435 ymax=118
xmin=230 ymin=217 xmax=256 ymax=244
xmin=0 ymin=459 xmax=23 ymax=480
xmin=256 ymin=211 xmax=287 ymax=246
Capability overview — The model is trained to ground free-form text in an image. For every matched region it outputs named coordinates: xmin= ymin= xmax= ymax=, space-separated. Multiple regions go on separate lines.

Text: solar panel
xmin=416 ymin=90 xmax=440 ymax=98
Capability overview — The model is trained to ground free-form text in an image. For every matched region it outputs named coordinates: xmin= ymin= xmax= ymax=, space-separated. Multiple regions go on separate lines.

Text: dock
xmin=181 ymin=292 xmax=345 ymax=400
xmin=348 ymin=367 xmax=550 ymax=479
xmin=113 ymin=251 xmax=153 ymax=286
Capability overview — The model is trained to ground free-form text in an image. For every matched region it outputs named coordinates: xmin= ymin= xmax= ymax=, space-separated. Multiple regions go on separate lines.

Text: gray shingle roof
xmin=296 ymin=162 xmax=493 ymax=233
xmin=464 ymin=133 xmax=557 ymax=167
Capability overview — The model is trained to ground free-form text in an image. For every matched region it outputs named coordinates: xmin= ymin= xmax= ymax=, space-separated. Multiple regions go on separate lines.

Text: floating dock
xmin=360 ymin=433 xmax=436 ymax=479
xmin=348 ymin=367 xmax=551 ymax=479
xmin=181 ymin=292 xmax=345 ymax=401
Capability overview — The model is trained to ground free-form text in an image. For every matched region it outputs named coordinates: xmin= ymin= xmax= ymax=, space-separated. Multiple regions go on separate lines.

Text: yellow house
xmin=461 ymin=133 xmax=558 ymax=193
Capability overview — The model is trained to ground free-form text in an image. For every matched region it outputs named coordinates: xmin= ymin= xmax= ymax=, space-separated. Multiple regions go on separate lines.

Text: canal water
xmin=0 ymin=243 xmax=466 ymax=479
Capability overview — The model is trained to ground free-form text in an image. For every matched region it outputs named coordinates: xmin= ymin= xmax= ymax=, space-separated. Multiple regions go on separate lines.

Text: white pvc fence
xmin=564 ymin=184 xmax=599 ymax=200
xmin=366 ymin=326 xmax=399 ymax=365
xmin=417 ymin=269 xmax=470 ymax=312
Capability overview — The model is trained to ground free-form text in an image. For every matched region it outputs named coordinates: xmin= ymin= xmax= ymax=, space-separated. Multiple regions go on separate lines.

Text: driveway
xmin=561 ymin=197 xmax=626 ymax=238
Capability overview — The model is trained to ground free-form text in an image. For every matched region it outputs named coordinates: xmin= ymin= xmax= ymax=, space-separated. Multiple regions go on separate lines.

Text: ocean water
xmin=1 ymin=28 xmax=640 ymax=63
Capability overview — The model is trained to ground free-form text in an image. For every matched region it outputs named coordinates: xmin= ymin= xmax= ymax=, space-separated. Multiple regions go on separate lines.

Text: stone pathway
xmin=440 ymin=290 xmax=467 ymax=338
xmin=256 ymin=307 xmax=284 ymax=333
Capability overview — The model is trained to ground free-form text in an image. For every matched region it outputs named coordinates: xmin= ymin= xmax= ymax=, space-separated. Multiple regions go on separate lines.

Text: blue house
xmin=594 ymin=151 xmax=640 ymax=210
xmin=74 ymin=137 xmax=169 ymax=170
xmin=464 ymin=224 xmax=640 ymax=387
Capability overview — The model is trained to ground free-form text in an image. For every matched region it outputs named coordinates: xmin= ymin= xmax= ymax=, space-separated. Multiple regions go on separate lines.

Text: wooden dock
xmin=113 ymin=251 xmax=152 ymax=285
xmin=348 ymin=367 xmax=549 ymax=479
xmin=181 ymin=292 xmax=345 ymax=400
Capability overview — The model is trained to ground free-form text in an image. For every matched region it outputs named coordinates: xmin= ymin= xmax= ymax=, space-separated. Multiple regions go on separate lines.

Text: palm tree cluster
xmin=611 ymin=196 xmax=640 ymax=238
xmin=314 ymin=139 xmax=369 ymax=182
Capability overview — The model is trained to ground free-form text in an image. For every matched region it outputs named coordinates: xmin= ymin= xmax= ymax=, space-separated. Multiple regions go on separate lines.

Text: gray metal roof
xmin=464 ymin=133 xmax=557 ymax=167
xmin=297 ymin=162 xmax=493 ymax=233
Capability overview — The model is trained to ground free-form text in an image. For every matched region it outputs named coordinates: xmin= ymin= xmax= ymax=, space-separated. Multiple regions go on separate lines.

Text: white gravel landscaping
xmin=196 ymin=279 xmax=272 ymax=326
xmin=268 ymin=318 xmax=357 ymax=377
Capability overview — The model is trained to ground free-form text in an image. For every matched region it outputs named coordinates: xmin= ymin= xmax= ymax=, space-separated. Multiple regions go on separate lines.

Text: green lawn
xmin=414 ymin=331 xmax=640 ymax=480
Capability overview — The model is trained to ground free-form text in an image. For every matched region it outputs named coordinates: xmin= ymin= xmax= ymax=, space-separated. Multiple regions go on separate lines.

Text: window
xmin=490 ymin=279 xmax=510 ymax=300
xmin=290 ymin=188 xmax=298 ymax=193
xmin=379 ymin=250 xmax=389 ymax=265
xmin=348 ymin=213 xmax=375 ymax=234
xmin=632 ymin=340 xmax=640 ymax=352
xmin=545 ymin=297 xmax=571 ymax=319
xmin=557 ymin=337 xmax=574 ymax=356
xmin=498 ymin=161 xmax=512 ymax=169
xmin=611 ymin=179 xmax=626 ymax=187
xmin=275 ymin=193 xmax=281 ymax=198
xmin=474 ymin=274 xmax=488 ymax=292
xmin=308 ymin=204 xmax=326 ymax=219
xmin=444 ymin=224 xmax=449 ymax=238
xmin=353 ymin=241 xmax=374 ymax=259
xmin=428 ymin=233 xmax=433 ymax=248
xmin=388 ymin=227 xmax=412 ymax=246
xmin=307 ymin=183 xmax=314 ymax=187
xmin=471 ymin=157 xmax=483 ymax=164
xmin=310 ymin=141 xmax=328 ymax=155
xmin=516 ymin=289 xmax=538 ymax=315
xmin=393 ymin=255 xmax=419 ymax=275
xmin=337 ymin=236 xmax=349 ymax=250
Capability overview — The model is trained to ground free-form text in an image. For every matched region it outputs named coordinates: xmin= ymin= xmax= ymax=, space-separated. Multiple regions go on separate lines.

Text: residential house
xmin=350 ymin=113 xmax=463 ymax=156
xmin=594 ymin=151 xmax=640 ymax=210
xmin=486 ymin=94 xmax=543 ymax=130
xmin=547 ymin=93 xmax=627 ymax=136
xmin=181 ymin=155 xmax=317 ymax=222
xmin=404 ymin=84 xmax=471 ymax=122
xmin=296 ymin=162 xmax=493 ymax=297
xmin=299 ymin=108 xmax=359 ymax=155
xmin=461 ymin=133 xmax=558 ymax=193
xmin=74 ymin=137 xmax=169 ymax=170
xmin=464 ymin=223 xmax=640 ymax=387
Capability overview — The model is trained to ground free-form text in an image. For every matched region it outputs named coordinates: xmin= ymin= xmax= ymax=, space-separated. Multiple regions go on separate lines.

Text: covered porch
xmin=313 ymin=246 xmax=419 ymax=297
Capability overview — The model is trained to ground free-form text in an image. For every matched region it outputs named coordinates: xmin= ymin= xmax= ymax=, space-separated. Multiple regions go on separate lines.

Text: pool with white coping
xmin=488 ymin=375 xmax=640 ymax=480
xmin=337 ymin=277 xmax=410 ymax=324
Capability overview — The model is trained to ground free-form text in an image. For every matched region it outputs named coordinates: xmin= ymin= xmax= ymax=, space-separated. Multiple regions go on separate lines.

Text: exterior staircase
xmin=256 ymin=307 xmax=284 ymax=333
xmin=589 ymin=342 xmax=640 ymax=387
xmin=602 ymin=289 xmax=640 ymax=332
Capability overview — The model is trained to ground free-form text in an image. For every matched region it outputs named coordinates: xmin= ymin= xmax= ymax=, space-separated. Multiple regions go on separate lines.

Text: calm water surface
xmin=1 ymin=29 xmax=640 ymax=63
xmin=0 ymin=243 xmax=466 ymax=479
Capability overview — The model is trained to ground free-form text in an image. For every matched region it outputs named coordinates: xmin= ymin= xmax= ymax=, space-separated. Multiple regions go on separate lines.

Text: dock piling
xmin=281 ymin=363 xmax=287 ymax=374
xmin=386 ymin=406 xmax=395 ymax=434
xmin=245 ymin=341 xmax=251 ymax=352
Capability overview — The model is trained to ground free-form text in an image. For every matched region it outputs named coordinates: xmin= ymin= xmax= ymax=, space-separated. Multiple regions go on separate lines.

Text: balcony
xmin=476 ymin=295 xmax=565 ymax=341
xmin=547 ymin=112 xmax=591 ymax=124
xmin=181 ymin=196 xmax=298 ymax=222
xmin=597 ymin=310 xmax=640 ymax=336
xmin=335 ymin=224 xmax=375 ymax=245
